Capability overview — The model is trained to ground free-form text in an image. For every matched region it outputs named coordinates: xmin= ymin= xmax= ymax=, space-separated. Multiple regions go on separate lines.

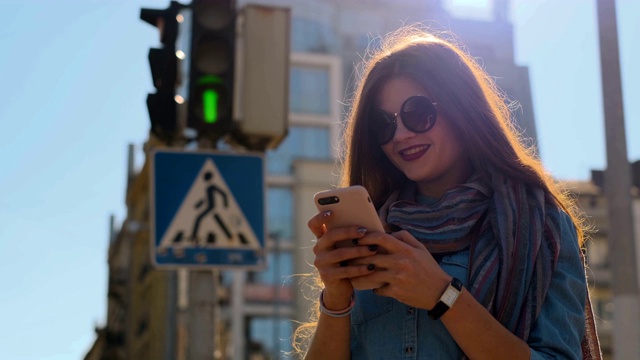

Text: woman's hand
xmin=307 ymin=211 xmax=378 ymax=309
xmin=350 ymin=230 xmax=452 ymax=310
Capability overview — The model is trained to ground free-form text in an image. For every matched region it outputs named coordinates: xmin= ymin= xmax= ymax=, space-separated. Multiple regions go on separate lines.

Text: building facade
xmin=564 ymin=161 xmax=640 ymax=360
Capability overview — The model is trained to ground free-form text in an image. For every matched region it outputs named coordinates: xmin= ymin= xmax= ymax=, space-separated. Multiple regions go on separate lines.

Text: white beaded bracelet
xmin=319 ymin=289 xmax=355 ymax=318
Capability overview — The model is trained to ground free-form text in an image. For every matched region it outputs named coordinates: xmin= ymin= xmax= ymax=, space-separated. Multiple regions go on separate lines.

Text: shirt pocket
xmin=351 ymin=289 xmax=394 ymax=325
xmin=438 ymin=250 xmax=470 ymax=286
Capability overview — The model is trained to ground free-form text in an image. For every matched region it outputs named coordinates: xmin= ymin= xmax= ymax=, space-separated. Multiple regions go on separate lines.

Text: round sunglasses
xmin=370 ymin=95 xmax=437 ymax=145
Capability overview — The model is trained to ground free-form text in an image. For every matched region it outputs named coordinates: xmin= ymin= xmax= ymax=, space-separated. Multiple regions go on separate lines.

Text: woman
xmin=295 ymin=26 xmax=601 ymax=359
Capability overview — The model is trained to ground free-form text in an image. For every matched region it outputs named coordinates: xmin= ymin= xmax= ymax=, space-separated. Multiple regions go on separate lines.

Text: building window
xmin=443 ymin=0 xmax=494 ymax=21
xmin=291 ymin=17 xmax=337 ymax=53
xmin=290 ymin=66 xmax=331 ymax=115
xmin=267 ymin=54 xmax=342 ymax=175
xmin=253 ymin=252 xmax=293 ymax=286
xmin=587 ymin=237 xmax=609 ymax=269
xmin=266 ymin=126 xmax=331 ymax=175
xmin=594 ymin=297 xmax=614 ymax=331
xmin=249 ymin=317 xmax=294 ymax=358
xmin=266 ymin=187 xmax=294 ymax=241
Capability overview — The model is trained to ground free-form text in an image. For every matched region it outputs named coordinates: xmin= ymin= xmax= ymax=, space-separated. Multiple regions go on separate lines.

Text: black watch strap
xmin=428 ymin=277 xmax=463 ymax=320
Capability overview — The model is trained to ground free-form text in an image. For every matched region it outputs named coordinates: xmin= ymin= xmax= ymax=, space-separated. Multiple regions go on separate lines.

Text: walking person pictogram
xmin=190 ymin=171 xmax=231 ymax=244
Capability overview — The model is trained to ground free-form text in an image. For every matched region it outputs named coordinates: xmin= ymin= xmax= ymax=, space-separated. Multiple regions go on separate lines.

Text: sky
xmin=0 ymin=0 xmax=638 ymax=359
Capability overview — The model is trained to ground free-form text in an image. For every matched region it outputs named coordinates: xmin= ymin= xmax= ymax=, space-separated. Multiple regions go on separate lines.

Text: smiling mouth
xmin=399 ymin=145 xmax=430 ymax=161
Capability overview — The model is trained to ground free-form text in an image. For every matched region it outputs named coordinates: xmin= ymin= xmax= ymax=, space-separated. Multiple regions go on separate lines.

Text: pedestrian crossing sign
xmin=150 ymin=149 xmax=265 ymax=268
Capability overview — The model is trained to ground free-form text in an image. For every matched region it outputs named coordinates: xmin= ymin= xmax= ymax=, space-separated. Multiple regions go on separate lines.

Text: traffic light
xmin=141 ymin=1 xmax=185 ymax=143
xmin=187 ymin=0 xmax=235 ymax=141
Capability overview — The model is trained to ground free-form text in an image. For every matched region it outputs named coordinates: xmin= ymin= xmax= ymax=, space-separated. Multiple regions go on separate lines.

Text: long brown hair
xmin=341 ymin=26 xmax=586 ymax=243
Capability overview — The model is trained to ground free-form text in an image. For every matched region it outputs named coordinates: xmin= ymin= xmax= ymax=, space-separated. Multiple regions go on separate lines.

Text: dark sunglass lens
xmin=401 ymin=96 xmax=436 ymax=133
xmin=371 ymin=109 xmax=396 ymax=144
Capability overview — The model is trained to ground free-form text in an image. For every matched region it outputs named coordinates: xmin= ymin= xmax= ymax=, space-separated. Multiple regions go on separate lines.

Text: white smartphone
xmin=314 ymin=185 xmax=385 ymax=238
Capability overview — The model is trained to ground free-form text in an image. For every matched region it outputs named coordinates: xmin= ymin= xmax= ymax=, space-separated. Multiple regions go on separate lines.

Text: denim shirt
xmin=350 ymin=211 xmax=586 ymax=359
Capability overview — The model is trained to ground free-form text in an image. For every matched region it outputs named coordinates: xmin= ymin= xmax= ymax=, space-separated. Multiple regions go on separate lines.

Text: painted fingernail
xmin=323 ymin=211 xmax=332 ymax=218
xmin=357 ymin=227 xmax=367 ymax=236
xmin=367 ymin=264 xmax=376 ymax=271
xmin=368 ymin=245 xmax=378 ymax=252
xmin=352 ymin=238 xmax=359 ymax=245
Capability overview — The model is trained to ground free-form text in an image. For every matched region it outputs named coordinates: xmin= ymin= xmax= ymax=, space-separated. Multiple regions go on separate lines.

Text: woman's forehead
xmin=374 ymin=77 xmax=430 ymax=110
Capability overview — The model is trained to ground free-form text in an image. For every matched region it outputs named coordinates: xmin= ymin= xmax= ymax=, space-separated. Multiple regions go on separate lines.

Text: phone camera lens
xmin=319 ymin=196 xmax=340 ymax=205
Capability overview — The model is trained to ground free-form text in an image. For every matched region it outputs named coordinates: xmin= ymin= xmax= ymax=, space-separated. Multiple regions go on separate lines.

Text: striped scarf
xmin=380 ymin=174 xmax=560 ymax=340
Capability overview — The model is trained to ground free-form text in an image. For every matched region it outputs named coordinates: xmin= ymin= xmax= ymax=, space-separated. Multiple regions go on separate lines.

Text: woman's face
xmin=375 ymin=76 xmax=471 ymax=198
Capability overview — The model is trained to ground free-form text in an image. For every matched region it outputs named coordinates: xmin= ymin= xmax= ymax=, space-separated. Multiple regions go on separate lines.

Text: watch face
xmin=441 ymin=286 xmax=461 ymax=307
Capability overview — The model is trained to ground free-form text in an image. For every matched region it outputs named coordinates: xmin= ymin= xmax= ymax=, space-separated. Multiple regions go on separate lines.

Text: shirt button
xmin=405 ymin=346 xmax=414 ymax=354
xmin=407 ymin=307 xmax=415 ymax=314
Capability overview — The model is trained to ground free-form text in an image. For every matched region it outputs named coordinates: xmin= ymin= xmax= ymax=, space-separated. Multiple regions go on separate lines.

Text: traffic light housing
xmin=187 ymin=0 xmax=236 ymax=141
xmin=229 ymin=5 xmax=290 ymax=151
xmin=141 ymin=1 xmax=185 ymax=143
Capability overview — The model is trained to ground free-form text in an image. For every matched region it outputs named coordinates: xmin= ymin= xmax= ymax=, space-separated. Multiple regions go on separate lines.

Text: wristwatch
xmin=428 ymin=277 xmax=463 ymax=320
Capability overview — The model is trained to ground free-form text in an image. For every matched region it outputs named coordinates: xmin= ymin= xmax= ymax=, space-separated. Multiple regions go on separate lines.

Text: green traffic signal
xmin=203 ymin=89 xmax=218 ymax=124
xmin=199 ymin=75 xmax=223 ymax=124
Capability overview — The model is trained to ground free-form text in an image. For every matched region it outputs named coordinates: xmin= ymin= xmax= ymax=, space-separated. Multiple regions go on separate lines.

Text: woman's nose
xmin=391 ymin=116 xmax=415 ymax=142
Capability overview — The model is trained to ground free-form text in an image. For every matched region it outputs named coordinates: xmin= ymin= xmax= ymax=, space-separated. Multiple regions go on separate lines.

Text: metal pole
xmin=188 ymin=270 xmax=217 ymax=359
xmin=232 ymin=270 xmax=246 ymax=360
xmin=596 ymin=0 xmax=640 ymax=358
xmin=177 ymin=269 xmax=189 ymax=360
